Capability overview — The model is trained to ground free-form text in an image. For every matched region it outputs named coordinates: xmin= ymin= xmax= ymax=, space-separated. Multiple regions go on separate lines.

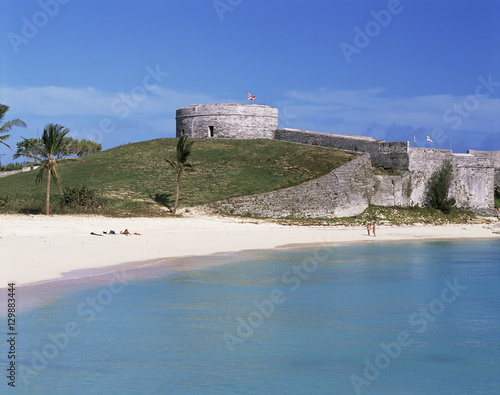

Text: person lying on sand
xmin=120 ymin=229 xmax=141 ymax=235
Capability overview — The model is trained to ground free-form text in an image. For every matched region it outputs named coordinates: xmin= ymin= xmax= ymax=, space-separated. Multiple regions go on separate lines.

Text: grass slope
xmin=0 ymin=138 xmax=356 ymax=215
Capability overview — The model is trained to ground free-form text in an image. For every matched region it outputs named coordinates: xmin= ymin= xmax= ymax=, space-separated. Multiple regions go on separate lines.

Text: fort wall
xmin=468 ymin=150 xmax=500 ymax=190
xmin=275 ymin=128 xmax=409 ymax=169
xmin=178 ymin=104 xmax=497 ymax=217
xmin=209 ymin=155 xmax=373 ymax=218
xmin=176 ymin=103 xmax=278 ymax=139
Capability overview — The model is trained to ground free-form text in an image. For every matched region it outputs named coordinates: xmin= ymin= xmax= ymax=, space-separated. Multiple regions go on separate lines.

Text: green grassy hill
xmin=0 ymin=138 xmax=357 ymax=216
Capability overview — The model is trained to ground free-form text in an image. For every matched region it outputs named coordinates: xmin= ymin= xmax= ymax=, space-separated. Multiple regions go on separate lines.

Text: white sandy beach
xmin=1 ymin=214 xmax=499 ymax=286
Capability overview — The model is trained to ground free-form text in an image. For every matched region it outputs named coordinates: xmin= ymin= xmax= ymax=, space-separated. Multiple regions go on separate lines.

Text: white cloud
xmin=0 ymin=85 xmax=229 ymax=119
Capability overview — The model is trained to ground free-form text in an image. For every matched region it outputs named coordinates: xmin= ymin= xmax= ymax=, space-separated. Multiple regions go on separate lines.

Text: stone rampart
xmin=208 ymin=154 xmax=373 ymax=218
xmin=275 ymin=128 xmax=410 ymax=170
xmin=175 ymin=103 xmax=496 ymax=216
xmin=405 ymin=148 xmax=494 ymax=212
xmin=176 ymin=103 xmax=278 ymax=139
xmin=0 ymin=166 xmax=38 ymax=178
xmin=450 ymin=153 xmax=495 ymax=212
xmin=371 ymin=174 xmax=413 ymax=207
xmin=0 ymin=170 xmax=23 ymax=178
xmin=468 ymin=150 xmax=500 ymax=189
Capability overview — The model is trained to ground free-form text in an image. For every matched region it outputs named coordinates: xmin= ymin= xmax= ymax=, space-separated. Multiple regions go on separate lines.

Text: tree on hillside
xmin=426 ymin=160 xmax=456 ymax=214
xmin=0 ymin=104 xmax=27 ymax=148
xmin=12 ymin=137 xmax=44 ymax=161
xmin=165 ymin=135 xmax=195 ymax=215
xmin=14 ymin=136 xmax=102 ymax=161
xmin=67 ymin=138 xmax=102 ymax=158
xmin=22 ymin=124 xmax=73 ymax=215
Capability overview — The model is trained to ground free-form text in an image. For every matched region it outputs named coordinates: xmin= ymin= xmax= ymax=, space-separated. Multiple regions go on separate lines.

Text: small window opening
xmin=208 ymin=126 xmax=214 ymax=137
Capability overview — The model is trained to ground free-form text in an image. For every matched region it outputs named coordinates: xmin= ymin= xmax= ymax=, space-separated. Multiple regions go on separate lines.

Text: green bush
xmin=426 ymin=160 xmax=456 ymax=214
xmin=0 ymin=162 xmax=24 ymax=172
xmin=62 ymin=185 xmax=105 ymax=210
xmin=0 ymin=195 xmax=9 ymax=207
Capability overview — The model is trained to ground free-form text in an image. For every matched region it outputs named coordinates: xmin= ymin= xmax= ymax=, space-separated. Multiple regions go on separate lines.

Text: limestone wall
xmin=405 ymin=148 xmax=494 ymax=212
xmin=274 ymin=129 xmax=494 ymax=213
xmin=176 ymin=103 xmax=278 ymax=139
xmin=450 ymin=154 xmax=495 ymax=212
xmin=371 ymin=174 xmax=413 ymax=207
xmin=208 ymin=154 xmax=373 ymax=218
xmin=275 ymin=128 xmax=410 ymax=169
xmin=468 ymin=150 xmax=500 ymax=189
xmin=275 ymin=128 xmax=378 ymax=152
xmin=373 ymin=141 xmax=410 ymax=170
xmin=0 ymin=170 xmax=23 ymax=178
xmin=0 ymin=166 xmax=38 ymax=178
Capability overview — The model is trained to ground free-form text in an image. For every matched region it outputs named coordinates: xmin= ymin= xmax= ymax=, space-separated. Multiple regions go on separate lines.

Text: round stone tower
xmin=175 ymin=103 xmax=278 ymax=139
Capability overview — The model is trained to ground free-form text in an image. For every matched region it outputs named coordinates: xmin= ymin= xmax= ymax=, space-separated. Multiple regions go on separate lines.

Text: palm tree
xmin=165 ymin=135 xmax=194 ymax=214
xmin=23 ymin=124 xmax=71 ymax=215
xmin=0 ymin=104 xmax=27 ymax=148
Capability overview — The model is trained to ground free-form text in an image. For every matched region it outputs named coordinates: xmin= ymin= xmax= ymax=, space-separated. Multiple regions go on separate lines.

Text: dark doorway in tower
xmin=208 ymin=126 xmax=214 ymax=137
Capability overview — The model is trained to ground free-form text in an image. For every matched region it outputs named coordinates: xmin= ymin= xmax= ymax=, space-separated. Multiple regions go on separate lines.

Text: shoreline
xmin=2 ymin=214 xmax=499 ymax=288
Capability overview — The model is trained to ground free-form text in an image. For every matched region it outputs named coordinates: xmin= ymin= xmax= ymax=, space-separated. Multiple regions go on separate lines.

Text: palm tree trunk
xmin=173 ymin=169 xmax=181 ymax=215
xmin=46 ymin=168 xmax=51 ymax=215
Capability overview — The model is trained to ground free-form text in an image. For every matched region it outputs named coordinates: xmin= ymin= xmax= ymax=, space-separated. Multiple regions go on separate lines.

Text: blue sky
xmin=1 ymin=0 xmax=499 ymax=163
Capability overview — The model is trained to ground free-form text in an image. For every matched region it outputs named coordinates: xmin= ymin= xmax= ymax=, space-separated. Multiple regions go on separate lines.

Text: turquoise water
xmin=7 ymin=239 xmax=500 ymax=394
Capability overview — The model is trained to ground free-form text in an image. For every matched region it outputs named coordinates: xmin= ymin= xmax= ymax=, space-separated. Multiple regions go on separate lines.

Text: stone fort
xmin=176 ymin=103 xmax=499 ymax=218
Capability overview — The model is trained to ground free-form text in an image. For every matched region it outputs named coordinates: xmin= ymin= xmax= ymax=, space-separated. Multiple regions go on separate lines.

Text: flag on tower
xmin=413 ymin=135 xmax=417 ymax=144
xmin=247 ymin=92 xmax=256 ymax=101
xmin=426 ymin=135 xmax=433 ymax=142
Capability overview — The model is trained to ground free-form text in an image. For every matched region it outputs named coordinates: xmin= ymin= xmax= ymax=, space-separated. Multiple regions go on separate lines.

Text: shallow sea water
xmin=7 ymin=239 xmax=500 ymax=394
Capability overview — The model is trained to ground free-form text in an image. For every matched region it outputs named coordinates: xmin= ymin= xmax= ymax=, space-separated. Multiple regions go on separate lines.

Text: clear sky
xmin=1 ymin=0 xmax=499 ymax=163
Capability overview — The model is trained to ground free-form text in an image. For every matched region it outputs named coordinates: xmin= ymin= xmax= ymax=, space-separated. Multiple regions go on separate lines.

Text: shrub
xmin=0 ymin=195 xmax=9 ymax=207
xmin=0 ymin=163 xmax=24 ymax=172
xmin=426 ymin=160 xmax=456 ymax=214
xmin=62 ymin=185 xmax=105 ymax=210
